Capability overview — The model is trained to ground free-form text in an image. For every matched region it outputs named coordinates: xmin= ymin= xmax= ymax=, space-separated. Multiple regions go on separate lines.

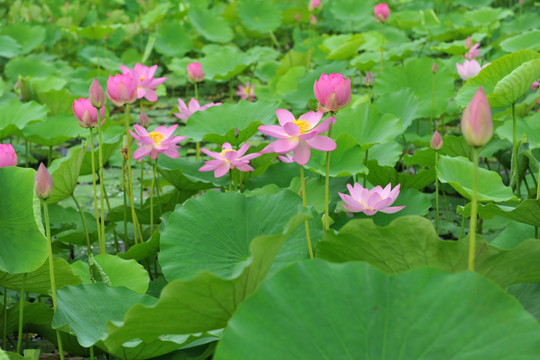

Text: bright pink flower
xmin=374 ymin=3 xmax=390 ymax=22
xmin=129 ymin=124 xmax=186 ymax=160
xmin=456 ymin=59 xmax=489 ymax=81
xmin=461 ymin=87 xmax=492 ymax=147
xmin=313 ymin=73 xmax=351 ymax=113
xmin=120 ymin=63 xmax=167 ymax=102
xmin=258 ymin=109 xmax=336 ymax=165
xmin=187 ymin=62 xmax=205 ymax=82
xmin=174 ymin=98 xmax=222 ymax=121
xmin=199 ymin=142 xmax=260 ymax=178
xmin=339 ymin=182 xmax=405 ymax=216
xmin=308 ymin=0 xmax=321 ymax=11
xmin=430 ymin=130 xmax=443 ymax=150
xmin=106 ymin=73 xmax=138 ymax=106
xmin=89 ymin=78 xmax=106 ymax=108
xmin=73 ymin=98 xmax=105 ymax=128
xmin=236 ymin=82 xmax=256 ymax=101
xmin=531 ymin=81 xmax=540 ymax=91
xmin=0 ymin=144 xmax=17 ymax=167
xmin=35 ymin=163 xmax=53 ymax=200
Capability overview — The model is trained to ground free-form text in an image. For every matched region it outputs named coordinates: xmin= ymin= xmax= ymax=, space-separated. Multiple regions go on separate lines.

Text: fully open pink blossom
xmin=199 ymin=142 xmax=260 ymax=178
xmin=0 ymin=144 xmax=17 ymax=167
xmin=313 ymin=73 xmax=351 ymax=113
xmin=174 ymin=98 xmax=222 ymax=121
xmin=106 ymin=73 xmax=138 ymax=106
xmin=120 ymin=63 xmax=167 ymax=102
xmin=339 ymin=182 xmax=405 ymax=216
xmin=129 ymin=124 xmax=186 ymax=160
xmin=236 ymin=82 xmax=256 ymax=101
xmin=456 ymin=59 xmax=489 ymax=81
xmin=187 ymin=62 xmax=205 ymax=82
xmin=374 ymin=3 xmax=390 ymax=22
xmin=258 ymin=109 xmax=336 ymax=165
xmin=461 ymin=87 xmax=492 ymax=147
xmin=72 ymin=98 xmax=105 ymax=128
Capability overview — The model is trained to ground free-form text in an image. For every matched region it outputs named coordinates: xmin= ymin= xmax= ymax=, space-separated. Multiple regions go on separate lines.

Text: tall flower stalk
xmin=300 ymin=165 xmax=313 ymax=259
xmin=374 ymin=3 xmax=390 ymax=72
xmin=430 ymin=131 xmax=443 ymax=236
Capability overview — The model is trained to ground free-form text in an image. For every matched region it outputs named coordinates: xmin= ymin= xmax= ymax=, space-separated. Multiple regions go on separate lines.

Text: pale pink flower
xmin=314 ymin=73 xmax=351 ymax=113
xmin=374 ymin=3 xmax=390 ymax=22
xmin=456 ymin=59 xmax=489 ymax=81
xmin=430 ymin=130 xmax=443 ymax=150
xmin=72 ymin=98 xmax=105 ymax=128
xmin=106 ymin=73 xmax=138 ymax=106
xmin=35 ymin=163 xmax=53 ymax=200
xmin=199 ymin=142 xmax=260 ymax=178
xmin=531 ymin=81 xmax=540 ymax=91
xmin=339 ymin=182 xmax=405 ymax=216
xmin=89 ymin=78 xmax=106 ymax=108
xmin=461 ymin=87 xmax=492 ymax=147
xmin=236 ymin=82 xmax=256 ymax=101
xmin=364 ymin=72 xmax=374 ymax=87
xmin=173 ymin=98 xmax=222 ymax=121
xmin=258 ymin=109 xmax=336 ymax=165
xmin=129 ymin=124 xmax=186 ymax=160
xmin=187 ymin=62 xmax=205 ymax=82
xmin=310 ymin=14 xmax=317 ymax=24
xmin=308 ymin=0 xmax=321 ymax=11
xmin=464 ymin=40 xmax=481 ymax=60
xmin=120 ymin=63 xmax=167 ymax=102
xmin=0 ymin=144 xmax=17 ymax=167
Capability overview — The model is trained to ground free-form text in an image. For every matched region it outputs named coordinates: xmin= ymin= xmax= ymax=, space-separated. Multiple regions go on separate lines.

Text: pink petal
xmin=276 ymin=109 xmax=295 ymax=126
xmin=283 ymin=122 xmax=301 ymax=137
xmin=273 ymin=138 xmax=299 ymax=153
xmin=214 ymin=162 xmax=231 ymax=178
xmin=293 ymin=140 xmax=311 ymax=165
xmin=379 ymin=205 xmax=406 ymax=214
xmin=133 ymin=146 xmax=152 ymax=160
xmin=258 ymin=125 xmax=289 ymax=138
xmin=298 ymin=111 xmax=323 ymax=128
xmin=306 ymin=135 xmax=336 ymax=151
xmin=237 ymin=143 xmax=250 ymax=156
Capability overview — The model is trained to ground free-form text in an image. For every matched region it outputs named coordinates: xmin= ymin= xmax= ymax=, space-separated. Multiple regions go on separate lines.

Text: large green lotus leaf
xmin=214 ymin=260 xmax=540 ymax=359
xmin=437 ymin=155 xmax=517 ymax=202
xmin=0 ymin=35 xmax=21 ymax=58
xmin=105 ymin=211 xmax=309 ymax=351
xmin=464 ymin=7 xmax=513 ymax=26
xmin=372 ymin=188 xmax=431 ymax=226
xmin=157 ymin=157 xmax=227 ymax=190
xmin=141 ymin=2 xmax=172 ymax=28
xmin=330 ymin=0 xmax=373 ymax=22
xmin=47 ymin=145 xmax=86 ymax=204
xmin=496 ymin=112 xmax=540 ymax=150
xmin=154 ymin=23 xmax=193 ymax=58
xmin=21 ymin=115 xmax=85 ymax=146
xmin=0 ymin=350 xmax=24 ymax=360
xmin=70 ymin=24 xmax=121 ymax=41
xmin=0 ymin=301 xmax=52 ymax=336
xmin=332 ymin=103 xmax=402 ymax=150
xmin=0 ymin=100 xmax=47 ymax=139
xmin=0 ymin=258 xmax=81 ymax=294
xmin=0 ymin=167 xmax=48 ymax=274
xmin=374 ymin=57 xmax=454 ymax=118
xmin=367 ymin=160 xmax=435 ymax=190
xmin=4 ymin=57 xmax=56 ymax=82
xmin=199 ymin=46 xmax=252 ymax=81
xmin=459 ymin=200 xmax=540 ymax=227
xmin=237 ymin=0 xmax=282 ymax=33
xmin=455 ymin=50 xmax=540 ymax=107
xmin=2 ymin=23 xmax=45 ymax=55
xmin=36 ymin=88 xmax=76 ymax=116
xmin=183 ymin=100 xmax=278 ymax=144
xmin=71 ymin=254 xmax=149 ymax=294
xmin=305 ymin=134 xmax=367 ymax=177
xmin=189 ymin=6 xmax=233 ymax=44
xmin=501 ymin=30 xmax=540 ymax=53
xmin=492 ymin=58 xmax=540 ymax=107
xmin=317 ymin=216 xmax=540 ymax=287
xmin=508 ymin=283 xmax=540 ymax=323
xmin=159 ymin=190 xmax=312 ymax=281
xmin=373 ymin=87 xmax=421 ymax=131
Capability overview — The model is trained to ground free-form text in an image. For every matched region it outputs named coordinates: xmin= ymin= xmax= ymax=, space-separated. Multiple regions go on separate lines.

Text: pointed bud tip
xmin=430 ymin=130 xmax=443 ymax=150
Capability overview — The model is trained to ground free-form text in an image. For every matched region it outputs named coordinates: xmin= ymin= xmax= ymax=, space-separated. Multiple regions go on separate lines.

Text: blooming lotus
xmin=373 ymin=3 xmax=390 ymax=22
xmin=106 ymin=73 xmax=138 ymax=106
xmin=464 ymin=43 xmax=481 ymax=60
xmin=72 ymin=98 xmax=105 ymax=128
xmin=339 ymin=182 xmax=405 ymax=216
xmin=120 ymin=63 xmax=167 ymax=102
xmin=199 ymin=142 xmax=260 ymax=178
xmin=174 ymin=98 xmax=222 ymax=121
xmin=187 ymin=62 xmax=205 ymax=82
xmin=456 ymin=59 xmax=489 ymax=81
xmin=313 ymin=73 xmax=351 ymax=113
xmin=129 ymin=124 xmax=186 ymax=160
xmin=236 ymin=82 xmax=256 ymax=101
xmin=308 ymin=0 xmax=321 ymax=11
xmin=0 ymin=144 xmax=17 ymax=167
xmin=258 ymin=109 xmax=336 ymax=165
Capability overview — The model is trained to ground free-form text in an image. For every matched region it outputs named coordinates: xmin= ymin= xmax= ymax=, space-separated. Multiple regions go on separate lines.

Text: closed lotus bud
xmin=430 ymin=130 xmax=443 ymax=150
xmin=432 ymin=62 xmax=438 ymax=73
xmin=364 ymin=72 xmax=374 ymax=87
xmin=0 ymin=144 xmax=17 ymax=167
xmin=35 ymin=163 xmax=54 ymax=200
xmin=373 ymin=3 xmax=390 ymax=22
xmin=187 ymin=62 xmax=205 ymax=83
xmin=461 ymin=87 xmax=493 ymax=147
xmin=139 ymin=110 xmax=150 ymax=128
xmin=89 ymin=78 xmax=107 ymax=108
xmin=313 ymin=73 xmax=351 ymax=113
xmin=465 ymin=36 xmax=473 ymax=50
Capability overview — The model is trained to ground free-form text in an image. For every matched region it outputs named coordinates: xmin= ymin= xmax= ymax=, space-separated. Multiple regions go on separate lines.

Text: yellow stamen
xmin=220 ymin=148 xmax=235 ymax=158
xmin=140 ymin=75 xmax=145 ymax=82
xmin=292 ymin=120 xmax=311 ymax=134
xmin=244 ymin=87 xmax=251 ymax=95
xmin=148 ymin=131 xmax=165 ymax=146
xmin=360 ymin=199 xmax=375 ymax=211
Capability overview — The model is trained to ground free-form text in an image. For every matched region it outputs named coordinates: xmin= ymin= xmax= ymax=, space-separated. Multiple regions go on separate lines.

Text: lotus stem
xmin=468 ymin=147 xmax=479 ymax=271
xmin=512 ymin=102 xmax=521 ymax=198
xmin=122 ymin=153 xmax=128 ymax=246
xmin=380 ymin=22 xmax=385 ymax=73
xmin=2 ymin=287 xmax=7 ymax=349
xmin=150 ymin=159 xmax=156 ymax=232
xmin=324 ymin=125 xmax=333 ymax=231
xmin=89 ymin=346 xmax=94 ymax=360
xmin=430 ymin=73 xmax=436 ymax=133
xmin=363 ymin=149 xmax=370 ymax=187
xmin=88 ymin=129 xmax=104 ymax=253
xmin=300 ymin=166 xmax=314 ymax=259
xmin=435 ymin=151 xmax=440 ymax=237
xmin=140 ymin=161 xmax=144 ymax=208
xmin=196 ymin=142 xmax=200 ymax=161
xmin=16 ymin=274 xmax=26 ymax=354
xmin=123 ymin=105 xmax=140 ymax=245
xmin=71 ymin=194 xmax=93 ymax=279
xmin=97 ymin=115 xmax=106 ymax=252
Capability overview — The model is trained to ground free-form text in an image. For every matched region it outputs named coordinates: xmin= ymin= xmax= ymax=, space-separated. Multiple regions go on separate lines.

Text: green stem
xmin=122 ymin=155 xmax=128 ymax=246
xmin=123 ymin=105 xmax=139 ymax=245
xmin=512 ymin=102 xmax=521 ymax=198
xmin=155 ymin=160 xmax=163 ymax=215
xmin=430 ymin=73 xmax=436 ymax=133
xmin=380 ymin=22 xmax=385 ymax=73
xmin=468 ymin=148 xmax=479 ymax=271
xmin=88 ymin=129 xmax=103 ymax=253
xmin=268 ymin=31 xmax=281 ymax=50
xmin=300 ymin=166 xmax=314 ymax=259
xmin=89 ymin=346 xmax=94 ymax=360
xmin=196 ymin=142 xmax=200 ymax=161
xmin=194 ymin=82 xmax=198 ymax=101
xmin=140 ymin=161 xmax=144 ymax=208
xmin=97 ymin=119 xmax=106 ymax=253
xmin=42 ymin=200 xmax=64 ymax=360
xmin=324 ymin=125 xmax=333 ymax=231
xmin=363 ymin=149 xmax=369 ymax=187
xmin=229 ymin=170 xmax=233 ymax=192
xmin=150 ymin=159 xmax=156 ymax=232
xmin=16 ymin=274 xmax=26 ymax=354
xmin=71 ymin=195 xmax=93 ymax=278
xmin=435 ymin=151 xmax=440 ymax=237
xmin=2 ymin=288 xmax=7 ymax=350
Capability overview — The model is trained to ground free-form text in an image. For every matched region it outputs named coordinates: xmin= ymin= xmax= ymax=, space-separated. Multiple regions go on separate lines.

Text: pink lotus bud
xmin=461 ymin=87 xmax=492 ymax=147
xmin=432 ymin=62 xmax=438 ymax=73
xmin=531 ymin=81 xmax=540 ymax=91
xmin=374 ymin=3 xmax=390 ymax=22
xmin=35 ymin=163 xmax=53 ymax=200
xmin=310 ymin=14 xmax=317 ymax=24
xmin=430 ymin=130 xmax=443 ymax=150
xmin=364 ymin=72 xmax=374 ymax=87
xmin=187 ymin=62 xmax=205 ymax=83
xmin=0 ymin=144 xmax=17 ymax=167
xmin=465 ymin=36 xmax=473 ymax=50
xmin=89 ymin=78 xmax=106 ymax=108
xmin=309 ymin=0 xmax=321 ymax=11
xmin=139 ymin=110 xmax=150 ymax=127
xmin=106 ymin=73 xmax=138 ymax=107
xmin=313 ymin=73 xmax=351 ymax=113
xmin=73 ymin=98 xmax=105 ymax=128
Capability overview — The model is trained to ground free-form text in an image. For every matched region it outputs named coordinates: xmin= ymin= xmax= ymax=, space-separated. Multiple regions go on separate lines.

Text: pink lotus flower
xmin=129 ymin=124 xmax=186 ymax=160
xmin=310 ymin=14 xmax=317 ymax=24
xmin=199 ymin=142 xmax=260 ymax=178
xmin=120 ymin=63 xmax=167 ymax=102
xmin=106 ymin=73 xmax=138 ymax=106
xmin=430 ymin=130 xmax=443 ymax=150
xmin=313 ymin=73 xmax=351 ymax=113
xmin=173 ymin=98 xmax=222 ymax=121
xmin=0 ymin=144 xmax=17 ymax=167
xmin=89 ymin=78 xmax=106 ymax=108
xmin=339 ymin=182 xmax=405 ymax=216
xmin=35 ymin=163 xmax=53 ymax=200
xmin=461 ymin=87 xmax=492 ymax=147
xmin=278 ymin=153 xmax=294 ymax=163
xmin=531 ymin=81 xmax=540 ymax=91
xmin=187 ymin=62 xmax=205 ymax=83
xmin=374 ymin=3 xmax=390 ymax=22
xmin=236 ymin=82 xmax=256 ymax=101
xmin=308 ymin=0 xmax=321 ymax=11
xmin=258 ymin=109 xmax=336 ymax=165
xmin=72 ymin=98 xmax=105 ymax=128
xmin=456 ymin=59 xmax=489 ymax=81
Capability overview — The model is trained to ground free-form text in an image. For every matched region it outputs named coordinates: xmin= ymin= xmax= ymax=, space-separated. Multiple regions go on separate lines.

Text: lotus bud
xmin=430 ymin=130 xmax=443 ymax=150
xmin=89 ymin=78 xmax=107 ymax=108
xmin=139 ymin=111 xmax=150 ymax=128
xmin=461 ymin=87 xmax=493 ymax=147
xmin=432 ymin=62 xmax=438 ymax=73
xmin=465 ymin=36 xmax=473 ymax=50
xmin=35 ymin=163 xmax=53 ymax=200
xmin=0 ymin=144 xmax=17 ymax=167
xmin=187 ymin=62 xmax=205 ymax=83
xmin=364 ymin=72 xmax=374 ymax=87
xmin=374 ymin=3 xmax=390 ymax=22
